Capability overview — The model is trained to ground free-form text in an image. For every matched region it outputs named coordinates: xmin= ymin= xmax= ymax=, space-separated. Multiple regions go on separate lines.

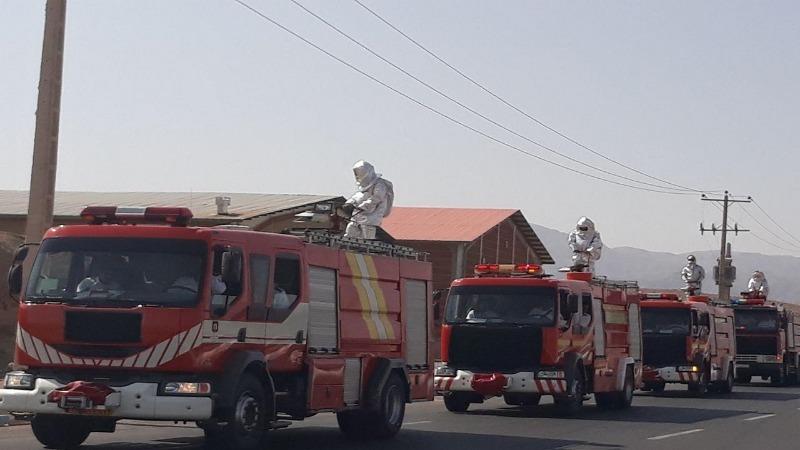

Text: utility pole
xmin=24 ymin=0 xmax=67 ymax=246
xmin=700 ymin=191 xmax=751 ymax=301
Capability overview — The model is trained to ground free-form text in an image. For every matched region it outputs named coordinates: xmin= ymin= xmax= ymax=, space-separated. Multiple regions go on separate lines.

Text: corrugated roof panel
xmin=0 ymin=190 xmax=340 ymax=221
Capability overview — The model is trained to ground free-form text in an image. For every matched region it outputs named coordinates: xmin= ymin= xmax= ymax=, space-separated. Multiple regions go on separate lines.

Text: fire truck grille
xmin=65 ymin=312 xmax=142 ymax=344
xmin=643 ymin=335 xmax=686 ymax=367
xmin=737 ymin=335 xmax=777 ymax=356
xmin=448 ymin=325 xmax=542 ymax=373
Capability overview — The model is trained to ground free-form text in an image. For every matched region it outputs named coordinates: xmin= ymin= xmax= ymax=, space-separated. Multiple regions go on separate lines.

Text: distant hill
xmin=533 ymin=224 xmax=800 ymax=304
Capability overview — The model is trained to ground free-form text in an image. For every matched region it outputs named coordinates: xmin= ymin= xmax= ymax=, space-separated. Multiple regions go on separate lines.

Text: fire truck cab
xmin=733 ymin=295 xmax=800 ymax=385
xmin=640 ymin=293 xmax=736 ymax=395
xmin=1 ymin=206 xmax=433 ymax=449
xmin=435 ymin=264 xmax=642 ymax=414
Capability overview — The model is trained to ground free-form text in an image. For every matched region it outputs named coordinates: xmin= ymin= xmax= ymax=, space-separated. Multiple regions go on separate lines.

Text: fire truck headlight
xmin=435 ymin=366 xmax=456 ymax=377
xmin=677 ymin=366 xmax=700 ymax=373
xmin=162 ymin=382 xmax=211 ymax=395
xmin=536 ymin=370 xmax=565 ymax=379
xmin=3 ymin=372 xmax=35 ymax=390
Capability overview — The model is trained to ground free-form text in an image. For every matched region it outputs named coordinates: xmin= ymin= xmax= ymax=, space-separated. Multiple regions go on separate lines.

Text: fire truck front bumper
xmin=0 ymin=377 xmax=212 ymax=421
xmin=643 ymin=366 xmax=700 ymax=384
xmin=435 ymin=369 xmax=567 ymax=397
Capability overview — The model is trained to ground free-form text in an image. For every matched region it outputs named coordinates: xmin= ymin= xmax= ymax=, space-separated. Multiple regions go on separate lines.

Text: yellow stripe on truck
xmin=345 ymin=252 xmax=380 ymax=340
xmin=361 ymin=254 xmax=396 ymax=340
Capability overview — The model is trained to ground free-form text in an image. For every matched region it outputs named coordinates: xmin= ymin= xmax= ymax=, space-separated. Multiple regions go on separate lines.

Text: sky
xmin=2 ymin=0 xmax=799 ymax=256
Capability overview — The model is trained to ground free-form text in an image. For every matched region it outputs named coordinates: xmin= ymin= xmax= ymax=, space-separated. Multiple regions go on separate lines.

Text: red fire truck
xmin=1 ymin=206 xmax=433 ymax=449
xmin=640 ymin=293 xmax=736 ymax=395
xmin=435 ymin=264 xmax=642 ymax=414
xmin=733 ymin=295 xmax=800 ymax=385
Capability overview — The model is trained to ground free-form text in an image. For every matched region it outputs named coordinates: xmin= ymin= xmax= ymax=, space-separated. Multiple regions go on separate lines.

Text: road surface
xmin=2 ymin=382 xmax=800 ymax=449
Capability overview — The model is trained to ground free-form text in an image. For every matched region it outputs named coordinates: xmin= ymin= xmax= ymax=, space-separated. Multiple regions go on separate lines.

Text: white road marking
xmin=647 ymin=429 xmax=704 ymax=440
xmin=744 ymin=414 xmax=776 ymax=421
xmin=404 ymin=421 xmax=432 ymax=426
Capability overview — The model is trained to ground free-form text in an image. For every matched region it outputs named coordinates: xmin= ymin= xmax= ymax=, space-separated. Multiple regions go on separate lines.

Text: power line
xmin=352 ymin=0 xmax=714 ymax=194
xmin=751 ymin=198 xmax=800 ymax=247
xmin=711 ymin=202 xmax=798 ymax=255
xmin=230 ymin=0 xmax=695 ymax=195
xmin=288 ymin=0 xmax=692 ymax=194
xmin=735 ymin=203 xmax=800 ymax=250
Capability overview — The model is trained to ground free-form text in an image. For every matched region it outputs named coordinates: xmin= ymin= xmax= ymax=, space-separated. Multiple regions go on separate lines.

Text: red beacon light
xmin=80 ymin=206 xmax=193 ymax=226
xmin=641 ymin=293 xmax=681 ymax=301
xmin=474 ymin=263 xmax=545 ymax=277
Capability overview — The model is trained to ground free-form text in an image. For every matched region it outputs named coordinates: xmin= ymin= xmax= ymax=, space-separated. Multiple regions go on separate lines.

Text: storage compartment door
xmin=628 ymin=304 xmax=642 ymax=360
xmin=404 ymin=279 xmax=428 ymax=368
xmin=307 ymin=266 xmax=338 ymax=352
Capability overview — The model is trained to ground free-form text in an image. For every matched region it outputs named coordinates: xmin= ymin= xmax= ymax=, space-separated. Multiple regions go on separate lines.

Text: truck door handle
xmin=237 ymin=327 xmax=247 ymax=343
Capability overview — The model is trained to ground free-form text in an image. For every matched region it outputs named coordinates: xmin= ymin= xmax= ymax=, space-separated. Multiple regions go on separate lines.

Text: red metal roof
xmin=380 ymin=207 xmax=554 ymax=264
xmin=381 ymin=207 xmax=516 ymax=242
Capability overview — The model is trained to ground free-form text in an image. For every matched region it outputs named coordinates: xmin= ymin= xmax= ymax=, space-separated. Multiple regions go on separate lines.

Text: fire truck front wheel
xmin=30 ymin=414 xmax=92 ymax=450
xmin=207 ymin=373 xmax=269 ymax=450
xmin=554 ymin=371 xmax=585 ymax=415
xmin=443 ymin=392 xmax=473 ymax=413
xmin=337 ymin=373 xmax=407 ymax=439
xmin=688 ymin=364 xmax=709 ymax=396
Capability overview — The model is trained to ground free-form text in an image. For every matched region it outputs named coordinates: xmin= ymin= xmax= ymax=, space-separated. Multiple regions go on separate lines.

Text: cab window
xmin=211 ymin=246 xmax=243 ymax=317
xmin=268 ymin=253 xmax=301 ymax=321
xmin=247 ymin=254 xmax=270 ymax=320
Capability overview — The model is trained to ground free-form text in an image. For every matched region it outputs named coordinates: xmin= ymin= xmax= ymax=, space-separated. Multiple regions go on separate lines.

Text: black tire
xmin=31 ymin=415 xmax=91 ymax=450
xmin=503 ymin=393 xmax=541 ymax=408
xmin=718 ymin=365 xmax=735 ymax=394
xmin=555 ymin=372 xmax=585 ymax=415
xmin=688 ymin=366 xmax=709 ymax=396
xmin=337 ymin=373 xmax=406 ymax=439
xmin=443 ymin=392 xmax=471 ymax=413
xmin=206 ymin=373 xmax=269 ymax=450
xmin=735 ymin=373 xmax=751 ymax=384
xmin=771 ymin=364 xmax=788 ymax=386
xmin=596 ymin=367 xmax=634 ymax=410
xmin=617 ymin=368 xmax=635 ymax=409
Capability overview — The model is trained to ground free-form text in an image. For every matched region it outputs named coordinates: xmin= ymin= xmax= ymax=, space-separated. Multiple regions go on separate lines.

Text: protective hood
xmin=353 ymin=160 xmax=380 ymax=191
xmin=576 ymin=217 xmax=596 ymax=237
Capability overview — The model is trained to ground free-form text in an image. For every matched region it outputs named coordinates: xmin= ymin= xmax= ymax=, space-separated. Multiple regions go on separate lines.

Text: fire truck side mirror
xmin=7 ymin=264 xmax=23 ymax=300
xmin=221 ymin=251 xmax=242 ymax=286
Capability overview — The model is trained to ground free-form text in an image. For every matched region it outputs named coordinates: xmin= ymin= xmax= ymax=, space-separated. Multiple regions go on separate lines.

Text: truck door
xmin=266 ymin=252 xmax=308 ymax=341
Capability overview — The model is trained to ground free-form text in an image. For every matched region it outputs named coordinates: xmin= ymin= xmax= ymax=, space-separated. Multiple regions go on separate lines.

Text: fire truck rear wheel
xmin=718 ymin=365 xmax=735 ymax=393
xmin=208 ymin=373 xmax=269 ymax=450
xmin=337 ymin=373 xmax=406 ymax=439
xmin=30 ymin=414 xmax=92 ymax=450
xmin=443 ymin=392 xmax=471 ymax=413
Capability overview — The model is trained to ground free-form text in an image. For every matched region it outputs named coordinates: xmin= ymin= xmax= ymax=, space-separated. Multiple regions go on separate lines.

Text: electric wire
xmin=289 ymin=0 xmax=693 ymax=194
xmin=709 ymin=202 xmax=798 ymax=255
xmin=751 ymin=199 xmax=800 ymax=247
xmin=231 ymin=0 xmax=696 ymax=195
xmin=735 ymin=204 xmax=800 ymax=250
xmin=352 ymin=0 xmax=715 ymax=194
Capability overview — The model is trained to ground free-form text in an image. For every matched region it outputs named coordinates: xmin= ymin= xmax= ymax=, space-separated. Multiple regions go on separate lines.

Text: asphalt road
xmin=3 ymin=381 xmax=800 ymax=450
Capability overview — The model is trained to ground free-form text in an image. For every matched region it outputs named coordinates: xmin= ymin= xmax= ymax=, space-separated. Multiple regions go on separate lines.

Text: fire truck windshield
xmin=641 ymin=309 xmax=691 ymax=335
xmin=734 ymin=309 xmax=779 ymax=333
xmin=26 ymin=237 xmax=207 ymax=307
xmin=444 ymin=285 xmax=556 ymax=326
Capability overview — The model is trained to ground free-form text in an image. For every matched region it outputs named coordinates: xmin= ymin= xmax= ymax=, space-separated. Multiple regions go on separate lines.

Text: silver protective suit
xmin=747 ymin=271 xmax=769 ymax=298
xmin=681 ymin=262 xmax=706 ymax=292
xmin=344 ymin=160 xmax=393 ymax=239
xmin=568 ymin=217 xmax=603 ymax=272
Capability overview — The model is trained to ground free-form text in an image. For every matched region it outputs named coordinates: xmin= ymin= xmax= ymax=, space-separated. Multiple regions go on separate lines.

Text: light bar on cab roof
xmin=474 ymin=263 xmax=543 ymax=276
xmin=80 ymin=206 xmax=193 ymax=226
xmin=641 ymin=293 xmax=681 ymax=301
